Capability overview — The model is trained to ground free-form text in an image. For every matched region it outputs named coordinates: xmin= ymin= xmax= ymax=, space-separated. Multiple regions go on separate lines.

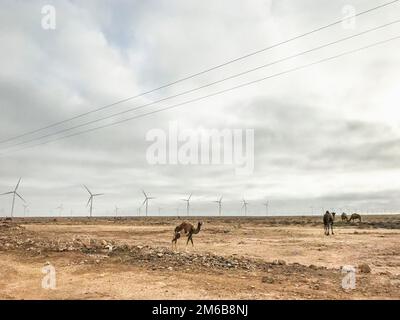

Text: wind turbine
xmin=213 ymin=196 xmax=223 ymax=216
xmin=56 ymin=204 xmax=64 ymax=217
xmin=242 ymin=199 xmax=249 ymax=216
xmin=181 ymin=193 xmax=192 ymax=216
xmin=115 ymin=206 xmax=119 ymax=217
xmin=1 ymin=178 xmax=26 ymax=217
xmin=84 ymin=185 xmax=104 ymax=218
xmin=142 ymin=190 xmax=155 ymax=217
xmin=263 ymin=201 xmax=269 ymax=216
xmin=23 ymin=204 xmax=29 ymax=217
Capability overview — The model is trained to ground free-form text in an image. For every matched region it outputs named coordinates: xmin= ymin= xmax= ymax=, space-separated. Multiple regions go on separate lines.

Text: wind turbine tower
xmin=84 ymin=185 xmax=104 ymax=218
xmin=242 ymin=199 xmax=249 ymax=216
xmin=142 ymin=190 xmax=155 ymax=217
xmin=181 ymin=193 xmax=192 ymax=216
xmin=263 ymin=201 xmax=269 ymax=216
xmin=213 ymin=196 xmax=223 ymax=216
xmin=56 ymin=204 xmax=64 ymax=217
xmin=0 ymin=178 xmax=26 ymax=217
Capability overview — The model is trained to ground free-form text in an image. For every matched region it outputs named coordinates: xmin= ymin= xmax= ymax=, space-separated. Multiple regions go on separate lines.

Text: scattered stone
xmin=262 ymin=276 xmax=275 ymax=284
xmin=358 ymin=263 xmax=371 ymax=273
xmin=272 ymin=259 xmax=286 ymax=266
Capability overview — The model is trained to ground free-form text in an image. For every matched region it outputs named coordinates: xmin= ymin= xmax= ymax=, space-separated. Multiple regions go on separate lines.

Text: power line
xmin=1 ymin=34 xmax=399 ymax=157
xmin=2 ymin=19 xmax=399 ymax=151
xmin=0 ymin=0 xmax=398 ymax=145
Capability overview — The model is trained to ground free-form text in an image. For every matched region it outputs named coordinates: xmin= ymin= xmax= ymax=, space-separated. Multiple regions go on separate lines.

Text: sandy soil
xmin=0 ymin=215 xmax=399 ymax=300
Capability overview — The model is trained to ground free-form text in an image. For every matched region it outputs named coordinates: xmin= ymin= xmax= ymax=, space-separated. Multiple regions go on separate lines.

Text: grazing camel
xmin=348 ymin=213 xmax=362 ymax=223
xmin=172 ymin=221 xmax=202 ymax=251
xmin=341 ymin=212 xmax=348 ymax=222
xmin=323 ymin=211 xmax=336 ymax=236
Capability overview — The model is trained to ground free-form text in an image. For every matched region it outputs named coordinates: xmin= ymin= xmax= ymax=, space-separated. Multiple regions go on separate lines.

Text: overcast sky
xmin=0 ymin=0 xmax=400 ymax=217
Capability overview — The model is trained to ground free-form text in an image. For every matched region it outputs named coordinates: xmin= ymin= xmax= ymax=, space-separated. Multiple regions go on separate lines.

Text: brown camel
xmin=172 ymin=221 xmax=202 ymax=251
xmin=348 ymin=213 xmax=361 ymax=223
xmin=323 ymin=211 xmax=336 ymax=235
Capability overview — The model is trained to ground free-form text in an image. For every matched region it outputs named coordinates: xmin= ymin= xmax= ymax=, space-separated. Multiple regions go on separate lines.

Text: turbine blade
xmin=15 ymin=192 xmax=26 ymax=202
xmin=0 ymin=191 xmax=13 ymax=196
xmin=93 ymin=193 xmax=104 ymax=196
xmin=142 ymin=199 xmax=147 ymax=206
xmin=14 ymin=177 xmax=22 ymax=191
xmin=220 ymin=196 xmax=223 ymax=202
xmin=142 ymin=190 xmax=147 ymax=198
xmin=86 ymin=197 xmax=92 ymax=207
xmin=188 ymin=193 xmax=192 ymax=200
xmin=83 ymin=185 xmax=92 ymax=195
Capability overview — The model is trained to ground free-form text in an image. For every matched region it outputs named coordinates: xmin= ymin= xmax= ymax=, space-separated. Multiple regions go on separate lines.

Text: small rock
xmin=272 ymin=259 xmax=286 ymax=266
xmin=262 ymin=276 xmax=274 ymax=284
xmin=358 ymin=263 xmax=371 ymax=273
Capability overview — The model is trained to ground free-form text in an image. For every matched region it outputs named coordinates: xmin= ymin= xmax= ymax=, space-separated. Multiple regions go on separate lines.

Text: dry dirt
xmin=0 ymin=215 xmax=399 ymax=300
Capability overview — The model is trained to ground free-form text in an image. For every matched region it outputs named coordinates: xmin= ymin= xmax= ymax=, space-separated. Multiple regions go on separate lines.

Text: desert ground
xmin=0 ymin=215 xmax=399 ymax=300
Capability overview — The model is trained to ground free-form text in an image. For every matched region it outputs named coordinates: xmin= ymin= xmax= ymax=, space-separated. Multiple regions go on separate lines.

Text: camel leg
xmin=331 ymin=223 xmax=334 ymax=235
xmin=190 ymin=235 xmax=194 ymax=247
xmin=185 ymin=234 xmax=192 ymax=252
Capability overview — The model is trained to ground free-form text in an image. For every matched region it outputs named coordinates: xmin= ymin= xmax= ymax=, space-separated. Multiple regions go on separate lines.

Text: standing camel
xmin=341 ymin=212 xmax=348 ymax=222
xmin=172 ymin=221 xmax=202 ymax=251
xmin=348 ymin=213 xmax=362 ymax=223
xmin=323 ymin=211 xmax=336 ymax=236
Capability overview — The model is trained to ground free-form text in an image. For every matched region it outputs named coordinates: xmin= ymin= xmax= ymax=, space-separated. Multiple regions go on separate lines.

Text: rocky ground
xmin=0 ymin=215 xmax=399 ymax=299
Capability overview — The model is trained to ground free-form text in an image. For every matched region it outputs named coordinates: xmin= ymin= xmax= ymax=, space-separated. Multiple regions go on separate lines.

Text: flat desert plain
xmin=0 ymin=215 xmax=399 ymax=299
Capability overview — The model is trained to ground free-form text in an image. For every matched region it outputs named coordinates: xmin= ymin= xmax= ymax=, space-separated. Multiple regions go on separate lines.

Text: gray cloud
xmin=0 ymin=0 xmax=400 ymax=217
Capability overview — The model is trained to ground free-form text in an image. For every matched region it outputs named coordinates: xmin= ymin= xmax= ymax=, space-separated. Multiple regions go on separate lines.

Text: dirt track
xmin=0 ymin=215 xmax=399 ymax=299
